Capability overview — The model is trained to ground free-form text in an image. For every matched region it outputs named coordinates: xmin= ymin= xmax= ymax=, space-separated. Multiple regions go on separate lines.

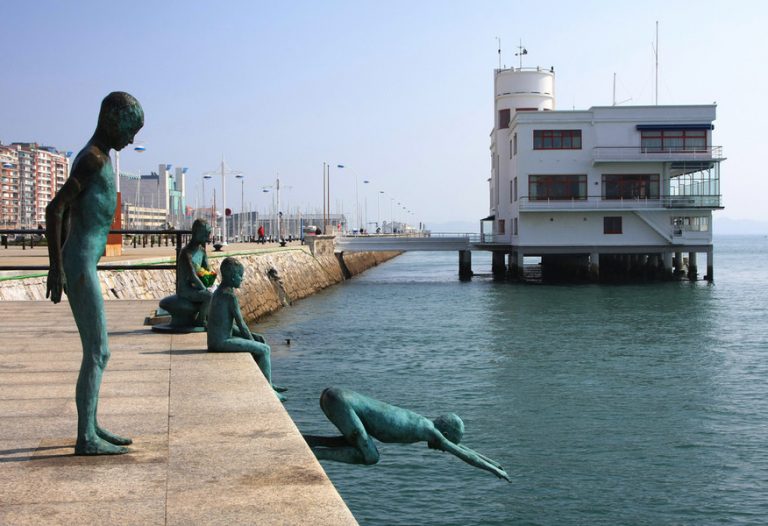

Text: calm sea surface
xmin=257 ymin=235 xmax=768 ymax=525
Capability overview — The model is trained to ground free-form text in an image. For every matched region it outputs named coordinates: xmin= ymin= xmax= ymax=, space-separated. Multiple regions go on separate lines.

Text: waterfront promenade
xmin=0 ymin=299 xmax=357 ymax=525
xmin=0 ymin=241 xmax=309 ymax=276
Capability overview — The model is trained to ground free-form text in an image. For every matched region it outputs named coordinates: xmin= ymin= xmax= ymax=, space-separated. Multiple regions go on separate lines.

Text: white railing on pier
xmin=518 ymin=195 xmax=722 ymax=211
xmin=334 ymin=232 xmax=474 ymax=252
xmin=592 ymin=146 xmax=723 ymax=163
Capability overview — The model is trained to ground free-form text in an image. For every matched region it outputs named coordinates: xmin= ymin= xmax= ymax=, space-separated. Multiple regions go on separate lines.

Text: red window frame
xmin=640 ymin=129 xmax=707 ymax=151
xmin=602 ymin=174 xmax=660 ymax=199
xmin=533 ymin=129 xmax=582 ymax=150
xmin=528 ymin=174 xmax=587 ymax=201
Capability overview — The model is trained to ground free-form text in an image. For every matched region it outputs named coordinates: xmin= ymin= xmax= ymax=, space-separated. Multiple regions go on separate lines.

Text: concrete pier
xmin=0 ymin=300 xmax=357 ymax=525
xmin=589 ymin=252 xmax=600 ymax=281
xmin=491 ymin=252 xmax=506 ymax=279
xmin=688 ymin=252 xmax=698 ymax=281
xmin=459 ymin=250 xmax=472 ymax=280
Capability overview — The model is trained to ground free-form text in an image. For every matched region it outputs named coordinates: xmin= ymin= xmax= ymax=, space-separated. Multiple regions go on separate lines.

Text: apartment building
xmin=0 ymin=142 xmax=69 ymax=228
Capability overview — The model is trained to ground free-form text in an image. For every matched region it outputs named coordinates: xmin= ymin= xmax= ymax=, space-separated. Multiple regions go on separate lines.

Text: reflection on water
xmin=258 ymin=237 xmax=768 ymax=525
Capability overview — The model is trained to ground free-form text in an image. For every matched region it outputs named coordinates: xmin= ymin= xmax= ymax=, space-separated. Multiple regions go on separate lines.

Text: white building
xmin=120 ymin=164 xmax=188 ymax=229
xmin=485 ymin=67 xmax=723 ymax=281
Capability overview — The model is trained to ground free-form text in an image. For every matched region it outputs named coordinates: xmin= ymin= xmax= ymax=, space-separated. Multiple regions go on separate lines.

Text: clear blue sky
xmin=1 ymin=0 xmax=763 ymax=230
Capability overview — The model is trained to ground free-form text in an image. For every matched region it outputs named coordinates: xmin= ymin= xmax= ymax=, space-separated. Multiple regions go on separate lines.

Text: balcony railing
xmin=518 ymin=195 xmax=722 ymax=210
xmin=593 ymin=146 xmax=723 ymax=162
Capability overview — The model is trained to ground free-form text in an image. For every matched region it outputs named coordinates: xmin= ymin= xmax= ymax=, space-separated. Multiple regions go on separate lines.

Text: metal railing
xmin=518 ymin=195 xmax=722 ymax=210
xmin=0 ymin=229 xmax=191 ymax=271
xmin=592 ymin=146 xmax=723 ymax=162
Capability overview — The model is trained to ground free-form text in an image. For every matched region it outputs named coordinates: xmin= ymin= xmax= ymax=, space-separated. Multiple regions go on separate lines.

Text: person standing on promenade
xmin=46 ymin=92 xmax=144 ymax=455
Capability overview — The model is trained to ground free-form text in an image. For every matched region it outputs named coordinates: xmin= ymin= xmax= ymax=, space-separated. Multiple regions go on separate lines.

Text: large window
xmin=529 ymin=174 xmax=587 ymax=200
xmin=641 ymin=129 xmax=707 ymax=152
xmin=672 ymin=216 xmax=709 ymax=233
xmin=602 ymin=174 xmax=660 ymax=199
xmin=533 ymin=129 xmax=582 ymax=150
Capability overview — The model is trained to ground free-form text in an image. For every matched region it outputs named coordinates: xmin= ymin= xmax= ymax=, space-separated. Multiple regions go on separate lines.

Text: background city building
xmin=120 ymin=164 xmax=188 ymax=229
xmin=0 ymin=142 xmax=69 ymax=229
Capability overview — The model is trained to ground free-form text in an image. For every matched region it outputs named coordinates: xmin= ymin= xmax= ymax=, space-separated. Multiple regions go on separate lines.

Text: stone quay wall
xmin=0 ymin=238 xmax=399 ymax=322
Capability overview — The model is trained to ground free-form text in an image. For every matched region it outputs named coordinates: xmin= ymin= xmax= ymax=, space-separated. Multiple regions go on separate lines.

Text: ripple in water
xmin=257 ymin=236 xmax=768 ymax=525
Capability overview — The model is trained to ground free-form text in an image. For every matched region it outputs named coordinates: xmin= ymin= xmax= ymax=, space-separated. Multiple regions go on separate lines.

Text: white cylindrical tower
xmin=494 ymin=67 xmax=555 ymax=129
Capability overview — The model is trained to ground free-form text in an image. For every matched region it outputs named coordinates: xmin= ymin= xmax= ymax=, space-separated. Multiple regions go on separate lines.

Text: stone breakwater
xmin=0 ymin=240 xmax=399 ymax=323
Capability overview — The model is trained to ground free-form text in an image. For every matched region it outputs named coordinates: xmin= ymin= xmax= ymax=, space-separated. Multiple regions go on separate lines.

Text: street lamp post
xmin=236 ymin=174 xmax=244 ymax=242
xmin=378 ymin=190 xmax=384 ymax=231
xmin=203 ymin=174 xmax=213 ymax=224
xmin=203 ymin=157 xmax=241 ymax=244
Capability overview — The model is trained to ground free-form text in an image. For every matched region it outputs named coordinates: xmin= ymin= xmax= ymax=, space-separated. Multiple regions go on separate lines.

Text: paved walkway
xmin=0 ymin=240 xmax=309 ymax=265
xmin=0 ymin=300 xmax=357 ymax=525
xmin=0 ymin=241 xmax=310 ymax=278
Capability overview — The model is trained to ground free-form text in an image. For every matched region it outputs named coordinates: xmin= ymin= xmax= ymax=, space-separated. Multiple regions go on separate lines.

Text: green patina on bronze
xmin=46 ymin=92 xmax=144 ymax=455
xmin=207 ymin=257 xmax=287 ymax=401
xmin=304 ymin=387 xmax=510 ymax=481
xmin=154 ymin=219 xmax=213 ymax=333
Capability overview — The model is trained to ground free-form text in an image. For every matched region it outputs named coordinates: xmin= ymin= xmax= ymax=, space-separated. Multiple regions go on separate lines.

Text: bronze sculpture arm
xmin=45 ymin=175 xmax=84 ymax=303
xmin=433 ymin=433 xmax=511 ymax=481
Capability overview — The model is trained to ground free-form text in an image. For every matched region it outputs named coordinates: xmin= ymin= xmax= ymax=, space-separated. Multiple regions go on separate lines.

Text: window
xmin=498 ymin=109 xmax=511 ymax=130
xmin=510 ymin=180 xmax=514 ymax=203
xmin=513 ymin=133 xmax=518 ymax=155
xmin=513 ymin=176 xmax=518 ymax=202
xmin=641 ymin=129 xmax=707 ymax=152
xmin=604 ymin=216 xmax=622 ymax=234
xmin=509 ymin=138 xmax=514 ymax=159
xmin=529 ymin=174 xmax=587 ymax=200
xmin=533 ymin=130 xmax=582 ymax=150
xmin=672 ymin=216 xmax=709 ymax=233
xmin=498 ymin=219 xmax=506 ymax=234
xmin=602 ymin=174 xmax=660 ymax=199
xmin=513 ymin=217 xmax=518 ymax=235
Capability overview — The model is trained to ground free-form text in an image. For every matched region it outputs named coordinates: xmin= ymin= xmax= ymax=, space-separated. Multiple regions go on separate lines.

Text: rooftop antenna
xmin=496 ymin=36 xmax=502 ymax=69
xmin=612 ymin=72 xmax=632 ymax=106
xmin=652 ymin=21 xmax=659 ymax=105
xmin=515 ymin=39 xmax=527 ymax=69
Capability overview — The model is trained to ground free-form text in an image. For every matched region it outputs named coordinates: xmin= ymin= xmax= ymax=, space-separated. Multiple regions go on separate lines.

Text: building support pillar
xmin=674 ymin=251 xmax=683 ymax=275
xmin=706 ymin=248 xmax=714 ymax=283
xmin=459 ymin=250 xmax=473 ymax=281
xmin=508 ymin=251 xmax=524 ymax=280
xmin=492 ymin=251 xmax=506 ymax=279
xmin=662 ymin=252 xmax=674 ymax=278
xmin=589 ymin=252 xmax=600 ymax=281
xmin=688 ymin=252 xmax=698 ymax=281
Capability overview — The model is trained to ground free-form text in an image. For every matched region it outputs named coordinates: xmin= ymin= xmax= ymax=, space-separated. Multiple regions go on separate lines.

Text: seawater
xmin=257 ymin=235 xmax=768 ymax=525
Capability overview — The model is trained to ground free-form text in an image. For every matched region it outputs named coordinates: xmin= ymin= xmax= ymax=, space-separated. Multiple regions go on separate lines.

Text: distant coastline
xmin=714 ymin=217 xmax=768 ymax=236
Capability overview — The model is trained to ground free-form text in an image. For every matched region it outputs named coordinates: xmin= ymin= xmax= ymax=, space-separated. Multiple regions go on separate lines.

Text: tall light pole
xmin=204 ymin=157 xmax=241 ymax=244
xmin=202 ymin=174 xmax=213 ymax=224
xmin=378 ymin=190 xmax=384 ymax=231
xmin=236 ymin=174 xmax=244 ymax=242
xmin=334 ymin=164 xmax=344 ymax=234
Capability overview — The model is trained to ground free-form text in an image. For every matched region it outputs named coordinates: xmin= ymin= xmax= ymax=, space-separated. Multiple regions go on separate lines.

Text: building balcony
xmin=593 ymin=146 xmax=723 ymax=164
xmin=518 ymin=195 xmax=722 ymax=211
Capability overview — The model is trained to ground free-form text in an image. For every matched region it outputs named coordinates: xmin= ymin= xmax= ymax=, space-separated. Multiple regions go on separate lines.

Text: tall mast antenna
xmin=515 ymin=39 xmax=528 ymax=69
xmin=653 ymin=21 xmax=659 ymax=105
xmin=496 ymin=36 xmax=502 ymax=69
